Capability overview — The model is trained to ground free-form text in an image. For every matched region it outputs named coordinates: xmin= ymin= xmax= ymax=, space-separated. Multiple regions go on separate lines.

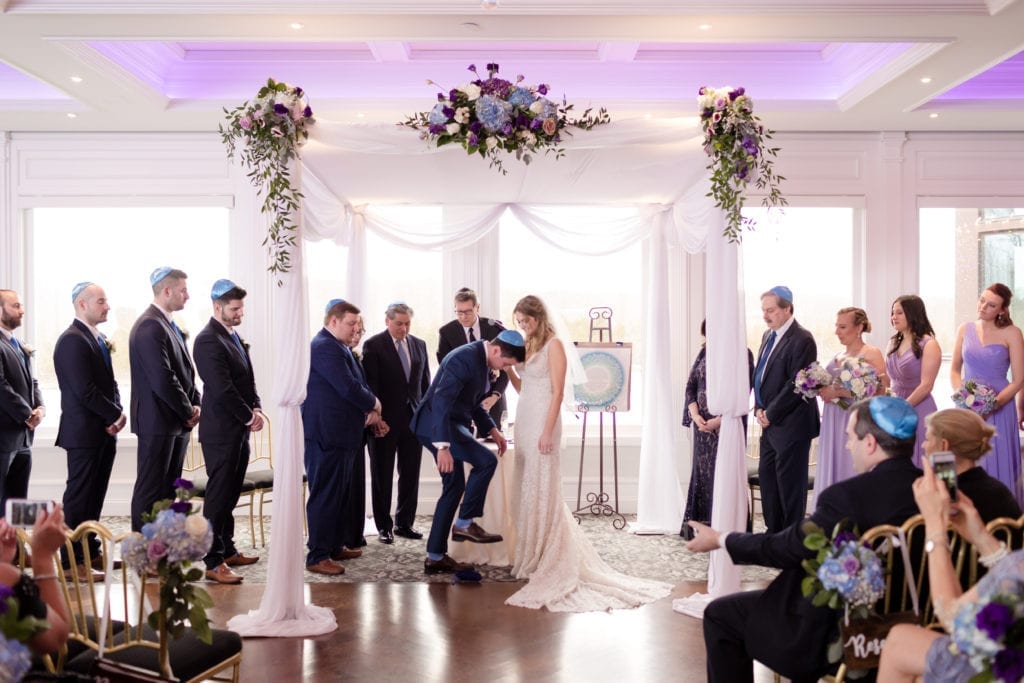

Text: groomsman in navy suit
xmin=0 ymin=289 xmax=44 ymax=513
xmin=412 ymin=330 xmax=524 ymax=574
xmin=363 ymin=302 xmax=431 ymax=545
xmin=302 ymin=299 xmax=382 ymax=576
xmin=194 ymin=279 xmax=263 ymax=585
xmin=751 ymin=285 xmax=820 ymax=533
xmin=54 ymin=282 xmax=126 ymax=580
xmin=436 ymin=288 xmax=509 ymax=431
xmin=129 ymin=267 xmax=201 ymax=531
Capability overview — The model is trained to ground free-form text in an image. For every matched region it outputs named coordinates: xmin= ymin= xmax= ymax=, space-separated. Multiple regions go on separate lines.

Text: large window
xmin=28 ymin=207 xmax=230 ymax=431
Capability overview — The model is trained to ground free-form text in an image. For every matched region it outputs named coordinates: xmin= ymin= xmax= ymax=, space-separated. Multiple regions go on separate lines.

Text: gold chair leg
xmin=258 ymin=490 xmax=268 ymax=548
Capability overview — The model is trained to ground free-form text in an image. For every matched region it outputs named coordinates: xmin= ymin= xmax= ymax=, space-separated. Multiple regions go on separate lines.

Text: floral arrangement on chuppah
xmin=220 ymin=78 xmax=315 ymax=280
xmin=121 ymin=478 xmax=214 ymax=679
xmin=698 ymin=85 xmax=786 ymax=242
xmin=401 ymin=63 xmax=610 ymax=174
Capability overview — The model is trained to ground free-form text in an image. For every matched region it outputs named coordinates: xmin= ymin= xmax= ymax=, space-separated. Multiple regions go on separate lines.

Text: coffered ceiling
xmin=0 ymin=0 xmax=1021 ymax=132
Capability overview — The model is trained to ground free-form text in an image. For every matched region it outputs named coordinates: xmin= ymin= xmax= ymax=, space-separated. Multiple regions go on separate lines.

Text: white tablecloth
xmin=450 ymin=443 xmax=517 ymax=567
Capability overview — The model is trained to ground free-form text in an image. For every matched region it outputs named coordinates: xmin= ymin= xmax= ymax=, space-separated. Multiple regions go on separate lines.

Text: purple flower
xmin=530 ymin=118 xmax=543 ymax=130
xmin=171 ymin=500 xmax=192 ymax=514
xmin=304 ymin=106 xmax=313 ymax=118
xmin=294 ymin=86 xmax=304 ymax=97
xmin=442 ymin=106 xmax=455 ymax=119
xmin=437 ymin=93 xmax=446 ymax=102
xmin=468 ymin=64 xmax=477 ymax=73
xmin=239 ymin=115 xmax=253 ymax=130
xmin=834 ymin=530 xmax=857 ymax=545
xmin=698 ymin=86 xmax=707 ymax=95
xmin=537 ymin=84 xmax=549 ymax=95
xmin=448 ymin=90 xmax=460 ymax=104
xmin=486 ymin=62 xmax=499 ymax=73
xmin=842 ymin=555 xmax=861 ymax=574
xmin=469 ymin=121 xmax=483 ymax=134
xmin=147 ymin=539 xmax=168 ymax=562
xmin=428 ymin=123 xmax=446 ymax=135
xmin=0 ymin=584 xmax=13 ymax=612
xmin=468 ymin=133 xmax=479 ymax=147
xmin=729 ymin=88 xmax=741 ymax=101
xmin=273 ymin=103 xmax=289 ymax=116
xmin=993 ymin=648 xmax=1024 ymax=683
xmin=977 ymin=602 xmax=1015 ymax=640
xmin=501 ymin=123 xmax=513 ymax=135
xmin=174 ymin=478 xmax=193 ymax=490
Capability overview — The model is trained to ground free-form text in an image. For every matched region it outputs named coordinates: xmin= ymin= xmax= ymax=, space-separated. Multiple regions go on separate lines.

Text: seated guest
xmin=0 ymin=505 xmax=70 ymax=656
xmin=687 ymin=396 xmax=922 ymax=683
xmin=923 ymin=408 xmax=1021 ymax=521
xmin=878 ymin=459 xmax=1023 ymax=682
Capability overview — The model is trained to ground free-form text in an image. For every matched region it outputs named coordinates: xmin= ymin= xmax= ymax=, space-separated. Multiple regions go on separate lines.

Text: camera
xmin=4 ymin=499 xmax=55 ymax=528
xmin=930 ymin=451 xmax=958 ymax=501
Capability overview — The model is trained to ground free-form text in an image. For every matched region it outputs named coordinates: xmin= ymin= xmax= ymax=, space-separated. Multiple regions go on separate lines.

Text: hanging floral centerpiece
xmin=220 ymin=78 xmax=315 ymax=280
xmin=401 ymin=63 xmax=610 ymax=174
xmin=698 ymin=86 xmax=786 ymax=242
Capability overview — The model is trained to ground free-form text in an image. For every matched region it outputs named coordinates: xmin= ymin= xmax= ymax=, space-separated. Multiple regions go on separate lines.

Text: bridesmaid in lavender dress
xmin=886 ymin=295 xmax=940 ymax=466
xmin=811 ymin=307 xmax=887 ymax=508
xmin=951 ymin=283 xmax=1024 ymax=505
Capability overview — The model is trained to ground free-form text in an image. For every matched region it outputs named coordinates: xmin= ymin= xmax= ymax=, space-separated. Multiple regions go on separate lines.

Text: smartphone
xmin=4 ymin=499 xmax=55 ymax=528
xmin=930 ymin=451 xmax=958 ymax=501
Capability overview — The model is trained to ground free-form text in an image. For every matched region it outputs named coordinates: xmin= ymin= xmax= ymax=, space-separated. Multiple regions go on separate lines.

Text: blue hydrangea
xmin=427 ymin=103 xmax=449 ymax=126
xmin=475 ymin=95 xmax=512 ymax=134
xmin=817 ymin=541 xmax=885 ymax=607
xmin=508 ymin=87 xmax=535 ymax=108
xmin=0 ymin=635 xmax=32 ymax=683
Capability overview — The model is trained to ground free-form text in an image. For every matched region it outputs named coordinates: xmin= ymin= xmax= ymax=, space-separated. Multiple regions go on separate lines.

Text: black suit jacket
xmin=412 ymin=341 xmax=495 ymax=445
xmin=0 ymin=334 xmax=43 ymax=451
xmin=302 ymin=328 xmax=378 ymax=451
xmin=53 ymin=319 xmax=122 ymax=449
xmin=194 ymin=318 xmax=261 ymax=445
xmin=128 ymin=304 xmax=200 ymax=437
xmin=724 ymin=457 xmax=922 ymax=679
xmin=361 ymin=331 xmax=430 ymax=430
xmin=437 ymin=316 xmax=509 ymax=396
xmin=756 ymin=319 xmax=820 ymax=441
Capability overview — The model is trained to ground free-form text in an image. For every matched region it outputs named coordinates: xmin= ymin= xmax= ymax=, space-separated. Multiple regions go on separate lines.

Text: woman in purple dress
xmin=951 ymin=283 xmax=1024 ymax=505
xmin=886 ymin=295 xmax=940 ymax=466
xmin=811 ymin=307 xmax=887 ymax=508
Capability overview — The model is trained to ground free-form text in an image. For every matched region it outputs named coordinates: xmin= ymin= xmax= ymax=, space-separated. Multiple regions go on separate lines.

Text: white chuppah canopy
xmin=228 ymin=118 xmax=749 ymax=636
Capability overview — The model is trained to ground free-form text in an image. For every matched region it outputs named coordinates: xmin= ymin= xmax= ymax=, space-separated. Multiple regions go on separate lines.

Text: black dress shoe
xmin=450 ymin=522 xmax=503 ymax=544
xmin=378 ymin=529 xmax=395 ymax=545
xmin=423 ymin=555 xmax=472 ymax=575
xmin=394 ymin=526 xmax=423 ymax=540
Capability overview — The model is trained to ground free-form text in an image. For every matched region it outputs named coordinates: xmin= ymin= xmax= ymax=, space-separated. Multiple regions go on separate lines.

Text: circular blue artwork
xmin=576 ymin=351 xmax=626 ymax=408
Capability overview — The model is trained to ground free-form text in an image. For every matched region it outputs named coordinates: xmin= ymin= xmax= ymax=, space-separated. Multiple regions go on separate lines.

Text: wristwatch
xmin=925 ymin=534 xmax=948 ymax=554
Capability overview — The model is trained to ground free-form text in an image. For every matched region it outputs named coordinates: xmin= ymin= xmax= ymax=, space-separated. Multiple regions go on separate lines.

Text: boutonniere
xmin=20 ymin=343 xmax=34 ymax=357
xmin=103 ymin=338 xmax=116 ymax=354
xmin=241 ymin=339 xmax=250 ymax=351
xmin=178 ymin=327 xmax=190 ymax=342
xmin=490 ymin=369 xmax=500 ymax=383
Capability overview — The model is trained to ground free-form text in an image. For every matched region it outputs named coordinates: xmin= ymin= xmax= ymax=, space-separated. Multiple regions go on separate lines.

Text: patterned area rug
xmin=103 ymin=515 xmax=780 ymax=585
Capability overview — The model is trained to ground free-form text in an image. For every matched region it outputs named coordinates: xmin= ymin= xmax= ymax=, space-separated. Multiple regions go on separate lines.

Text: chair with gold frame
xmin=244 ymin=414 xmax=309 ymax=545
xmin=184 ymin=431 xmax=259 ymax=548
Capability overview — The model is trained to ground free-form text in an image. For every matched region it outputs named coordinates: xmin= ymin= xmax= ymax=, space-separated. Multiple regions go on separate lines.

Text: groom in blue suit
xmin=412 ymin=330 xmax=525 ymax=574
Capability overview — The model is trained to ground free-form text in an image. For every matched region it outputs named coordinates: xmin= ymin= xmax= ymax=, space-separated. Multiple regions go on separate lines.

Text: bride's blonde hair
xmin=514 ymin=295 xmax=556 ymax=357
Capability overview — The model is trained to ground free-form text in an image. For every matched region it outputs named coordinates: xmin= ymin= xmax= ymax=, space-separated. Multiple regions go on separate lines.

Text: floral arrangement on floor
xmin=950 ymin=580 xmax=1024 ymax=682
xmin=220 ymin=78 xmax=315 ymax=280
xmin=795 ymin=361 xmax=833 ymax=400
xmin=122 ymin=478 xmax=214 ymax=678
xmin=0 ymin=582 xmax=50 ymax=682
xmin=401 ymin=63 xmax=611 ymax=175
xmin=835 ymin=357 xmax=882 ymax=409
xmin=952 ymin=380 xmax=999 ymax=416
xmin=802 ymin=521 xmax=885 ymax=614
xmin=698 ymin=86 xmax=786 ymax=242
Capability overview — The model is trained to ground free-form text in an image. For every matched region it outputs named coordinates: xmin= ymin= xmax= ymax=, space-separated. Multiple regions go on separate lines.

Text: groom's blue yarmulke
xmin=769 ymin=285 xmax=793 ymax=303
xmin=71 ymin=281 xmax=93 ymax=302
xmin=325 ymin=298 xmax=345 ymax=313
xmin=496 ymin=330 xmax=525 ymax=347
xmin=149 ymin=266 xmax=174 ymax=286
xmin=210 ymin=279 xmax=237 ymax=300
xmin=869 ymin=396 xmax=918 ymax=439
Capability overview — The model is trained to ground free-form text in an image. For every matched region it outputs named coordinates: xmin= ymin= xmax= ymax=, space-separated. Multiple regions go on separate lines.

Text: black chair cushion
xmin=247 ymin=469 xmax=274 ymax=489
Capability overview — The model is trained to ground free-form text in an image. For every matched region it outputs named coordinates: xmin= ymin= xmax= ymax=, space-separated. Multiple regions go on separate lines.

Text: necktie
xmin=8 ymin=337 xmax=28 ymax=372
xmin=467 ymin=327 xmax=476 ymax=343
xmin=397 ymin=339 xmax=411 ymax=381
xmin=753 ymin=330 xmax=777 ymax=408
xmin=231 ymin=332 xmax=249 ymax=365
xmin=97 ymin=333 xmax=112 ymax=368
xmin=171 ymin=321 xmax=185 ymax=345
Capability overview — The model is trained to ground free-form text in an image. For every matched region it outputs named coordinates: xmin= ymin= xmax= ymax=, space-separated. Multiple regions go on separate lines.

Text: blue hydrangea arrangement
xmin=801 ymin=521 xmax=885 ymax=614
xmin=402 ymin=63 xmax=610 ymax=175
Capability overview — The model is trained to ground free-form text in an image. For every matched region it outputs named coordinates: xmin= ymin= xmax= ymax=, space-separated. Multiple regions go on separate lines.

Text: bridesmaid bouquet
xmin=835 ymin=357 xmax=881 ymax=409
xmin=952 ymin=380 xmax=999 ymax=416
xmin=794 ymin=361 xmax=833 ymax=399
xmin=949 ymin=582 xmax=1024 ymax=682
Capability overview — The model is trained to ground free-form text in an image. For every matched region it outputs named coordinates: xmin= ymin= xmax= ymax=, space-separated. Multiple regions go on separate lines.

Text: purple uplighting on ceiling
xmin=935 ymin=49 xmax=1024 ymax=100
xmin=0 ymin=61 xmax=71 ymax=100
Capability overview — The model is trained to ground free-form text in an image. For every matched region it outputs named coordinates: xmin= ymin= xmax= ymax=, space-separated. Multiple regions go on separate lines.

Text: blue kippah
xmin=210 ymin=279 xmax=237 ymax=300
xmin=325 ymin=298 xmax=345 ymax=313
xmin=71 ymin=281 xmax=93 ymax=302
xmin=150 ymin=266 xmax=174 ymax=287
xmin=770 ymin=285 xmax=793 ymax=303
xmin=496 ymin=329 xmax=525 ymax=347
xmin=869 ymin=396 xmax=918 ymax=439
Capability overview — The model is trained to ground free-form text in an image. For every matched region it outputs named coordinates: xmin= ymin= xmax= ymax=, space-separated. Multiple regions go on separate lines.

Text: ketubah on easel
xmin=572 ymin=307 xmax=631 ymax=530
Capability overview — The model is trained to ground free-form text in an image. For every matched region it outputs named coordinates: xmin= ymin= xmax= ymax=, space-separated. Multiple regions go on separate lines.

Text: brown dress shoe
xmin=205 ymin=563 xmax=243 ymax=584
xmin=71 ymin=564 xmax=104 ymax=583
xmin=450 ymin=522 xmax=503 ymax=544
xmin=330 ymin=548 xmax=363 ymax=561
xmin=424 ymin=555 xmax=472 ymax=575
xmin=306 ymin=559 xmax=345 ymax=576
xmin=224 ymin=552 xmax=259 ymax=567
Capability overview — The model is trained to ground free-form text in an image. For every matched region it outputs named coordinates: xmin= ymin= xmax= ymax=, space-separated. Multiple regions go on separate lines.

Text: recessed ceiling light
xmin=70 ymin=76 xmax=83 ymax=83
xmin=66 ymin=113 xmax=77 ymax=118
xmin=290 ymin=22 xmax=304 ymax=30
xmin=929 ymin=113 xmax=939 ymax=118
xmin=643 ymin=113 xmax=652 ymax=119
xmin=920 ymin=77 xmax=932 ymax=84
xmin=698 ymin=24 xmax=712 ymax=31
xmin=357 ymin=113 xmax=365 ymax=119
xmin=481 ymin=0 xmax=499 ymax=9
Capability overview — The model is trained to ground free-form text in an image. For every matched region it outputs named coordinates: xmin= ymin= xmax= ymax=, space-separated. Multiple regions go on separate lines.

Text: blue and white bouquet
xmin=402 ymin=63 xmax=610 ymax=174
xmin=794 ymin=361 xmax=833 ymax=400
xmin=835 ymin=357 xmax=882 ymax=409
xmin=953 ymin=380 xmax=999 ymax=417
xmin=950 ymin=579 xmax=1024 ymax=682
xmin=802 ymin=521 xmax=885 ymax=614
xmin=122 ymin=478 xmax=214 ymax=649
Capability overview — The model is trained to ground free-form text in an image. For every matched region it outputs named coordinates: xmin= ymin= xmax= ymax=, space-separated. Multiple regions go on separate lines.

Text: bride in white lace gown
xmin=504 ymin=295 xmax=671 ymax=612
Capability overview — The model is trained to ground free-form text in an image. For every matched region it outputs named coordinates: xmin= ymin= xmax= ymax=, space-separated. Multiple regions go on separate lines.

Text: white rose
xmin=184 ymin=514 xmax=209 ymax=539
xmin=851 ymin=379 xmax=865 ymax=394
xmin=458 ymin=83 xmax=482 ymax=101
xmin=486 ymin=136 xmax=498 ymax=149
xmin=840 ymin=371 xmax=852 ymax=382
xmin=524 ymin=131 xmax=537 ymax=146
xmin=529 ymin=100 xmax=544 ymax=114
xmin=454 ymin=107 xmax=470 ymax=124
xmin=446 ymin=122 xmax=461 ymax=135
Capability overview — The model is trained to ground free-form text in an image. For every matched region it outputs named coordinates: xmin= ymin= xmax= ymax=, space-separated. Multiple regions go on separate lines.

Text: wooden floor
xmin=203 ymin=580 xmax=782 ymax=683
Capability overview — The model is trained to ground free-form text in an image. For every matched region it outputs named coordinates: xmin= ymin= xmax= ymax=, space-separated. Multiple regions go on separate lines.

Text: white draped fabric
xmin=229 ymin=117 xmax=750 ymax=633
